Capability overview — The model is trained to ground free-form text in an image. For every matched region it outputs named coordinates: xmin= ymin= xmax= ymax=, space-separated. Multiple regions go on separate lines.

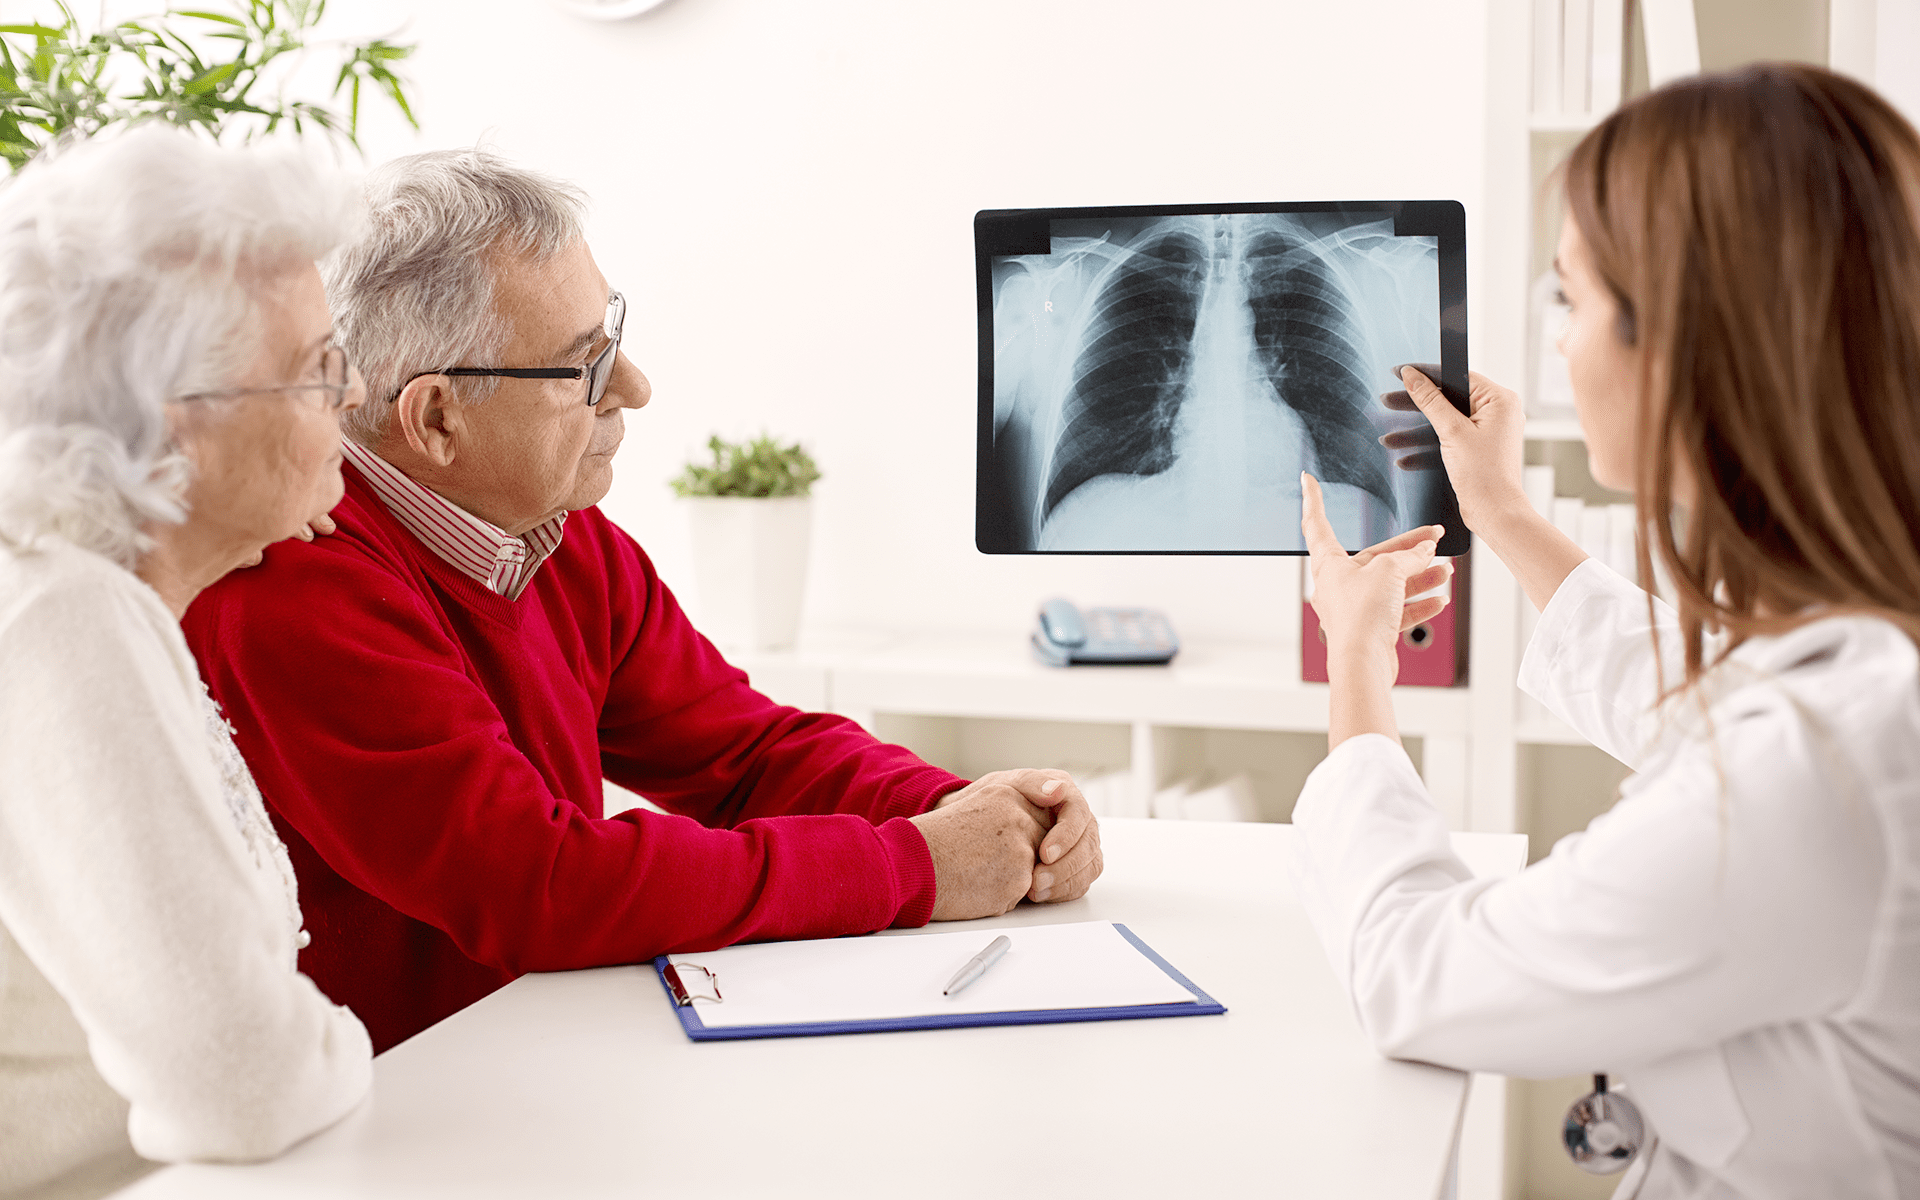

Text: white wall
xmin=1830 ymin=0 xmax=1919 ymax=124
xmin=1875 ymin=0 xmax=1920 ymax=125
xmin=317 ymin=0 xmax=1494 ymax=643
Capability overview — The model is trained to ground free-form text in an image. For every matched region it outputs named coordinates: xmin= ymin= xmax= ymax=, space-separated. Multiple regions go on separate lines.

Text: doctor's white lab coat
xmin=1292 ymin=558 xmax=1920 ymax=1199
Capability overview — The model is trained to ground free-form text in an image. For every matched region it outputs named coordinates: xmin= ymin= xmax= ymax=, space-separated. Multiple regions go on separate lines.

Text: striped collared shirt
xmin=340 ymin=439 xmax=567 ymax=601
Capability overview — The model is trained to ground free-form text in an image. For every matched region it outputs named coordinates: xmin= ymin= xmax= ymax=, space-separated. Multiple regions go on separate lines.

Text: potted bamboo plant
xmin=670 ymin=434 xmax=822 ymax=652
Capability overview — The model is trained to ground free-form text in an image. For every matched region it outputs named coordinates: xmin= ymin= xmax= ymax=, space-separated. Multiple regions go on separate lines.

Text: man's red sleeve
xmin=184 ymin=526 xmax=958 ymax=975
xmin=594 ymin=521 xmax=966 ymax=827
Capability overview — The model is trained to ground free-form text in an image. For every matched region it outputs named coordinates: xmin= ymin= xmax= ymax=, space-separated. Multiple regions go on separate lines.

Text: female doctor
xmin=1293 ymin=63 xmax=1920 ymax=1199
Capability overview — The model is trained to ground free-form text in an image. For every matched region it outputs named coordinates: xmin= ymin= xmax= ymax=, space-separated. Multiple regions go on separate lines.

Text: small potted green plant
xmin=669 ymin=434 xmax=821 ymax=652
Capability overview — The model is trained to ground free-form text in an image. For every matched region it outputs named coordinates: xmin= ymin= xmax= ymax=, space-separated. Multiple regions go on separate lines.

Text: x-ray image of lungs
xmin=986 ymin=212 xmax=1442 ymax=551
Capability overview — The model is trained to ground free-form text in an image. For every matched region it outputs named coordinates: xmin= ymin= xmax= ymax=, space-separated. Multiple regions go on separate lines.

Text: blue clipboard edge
xmin=652 ymin=922 xmax=1227 ymax=1043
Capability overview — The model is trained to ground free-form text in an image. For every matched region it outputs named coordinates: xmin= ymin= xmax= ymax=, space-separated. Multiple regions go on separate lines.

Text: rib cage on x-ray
xmin=1242 ymin=224 xmax=1396 ymax=506
xmin=989 ymin=212 xmax=1441 ymax=552
xmin=1042 ymin=229 xmax=1206 ymax=519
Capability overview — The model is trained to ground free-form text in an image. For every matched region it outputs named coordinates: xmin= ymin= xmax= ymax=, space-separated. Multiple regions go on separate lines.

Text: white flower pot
xmin=682 ymin=496 xmax=813 ymax=652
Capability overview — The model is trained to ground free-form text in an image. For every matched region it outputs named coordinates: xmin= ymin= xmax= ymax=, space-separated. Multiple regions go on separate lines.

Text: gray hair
xmin=323 ymin=149 xmax=588 ymax=446
xmin=0 ymin=124 xmax=363 ymax=569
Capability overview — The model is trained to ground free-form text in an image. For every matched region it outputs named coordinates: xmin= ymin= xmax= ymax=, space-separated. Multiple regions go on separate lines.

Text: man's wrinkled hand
xmin=911 ymin=780 xmax=1048 ymax=920
xmin=934 ymin=768 xmax=1104 ymax=906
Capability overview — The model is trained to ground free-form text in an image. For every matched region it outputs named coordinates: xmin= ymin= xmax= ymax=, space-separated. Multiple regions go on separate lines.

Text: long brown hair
xmin=1564 ymin=63 xmax=1920 ymax=694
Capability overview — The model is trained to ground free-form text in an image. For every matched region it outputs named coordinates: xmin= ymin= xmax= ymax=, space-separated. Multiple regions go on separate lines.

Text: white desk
xmin=114 ymin=819 xmax=1525 ymax=1200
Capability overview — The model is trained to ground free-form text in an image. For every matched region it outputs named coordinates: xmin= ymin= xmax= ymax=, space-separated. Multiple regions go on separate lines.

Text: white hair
xmin=0 ymin=123 xmax=363 ymax=569
xmin=322 ymin=149 xmax=588 ymax=446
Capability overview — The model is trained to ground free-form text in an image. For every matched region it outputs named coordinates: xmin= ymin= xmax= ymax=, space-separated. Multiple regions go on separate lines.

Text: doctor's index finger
xmin=1298 ymin=473 xmax=1348 ymax=559
xmin=1380 ymin=425 xmax=1440 ymax=450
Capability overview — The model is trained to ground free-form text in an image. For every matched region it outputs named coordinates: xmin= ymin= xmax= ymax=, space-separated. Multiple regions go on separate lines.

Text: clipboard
xmin=653 ymin=921 xmax=1226 ymax=1042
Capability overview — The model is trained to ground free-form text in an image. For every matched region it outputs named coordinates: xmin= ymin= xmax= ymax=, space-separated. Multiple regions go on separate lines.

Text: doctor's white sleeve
xmin=0 ymin=563 xmax=373 ymax=1163
xmin=1518 ymin=558 xmax=1687 ymax=769
xmin=1291 ymin=728 xmax=1879 ymax=1077
xmin=1290 ymin=585 xmax=1884 ymax=1078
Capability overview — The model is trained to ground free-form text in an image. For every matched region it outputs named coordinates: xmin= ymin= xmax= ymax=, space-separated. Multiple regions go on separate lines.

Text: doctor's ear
xmin=390 ymin=374 xmax=463 ymax=467
xmin=1611 ymin=293 xmax=1638 ymax=347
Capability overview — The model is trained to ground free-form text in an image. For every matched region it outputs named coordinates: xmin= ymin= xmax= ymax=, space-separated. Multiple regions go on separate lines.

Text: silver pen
xmin=943 ymin=934 xmax=1012 ymax=997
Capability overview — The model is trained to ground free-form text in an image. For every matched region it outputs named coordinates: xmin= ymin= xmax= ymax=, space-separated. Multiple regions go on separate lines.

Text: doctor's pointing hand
xmin=1298 ymin=474 xmax=1448 ymax=742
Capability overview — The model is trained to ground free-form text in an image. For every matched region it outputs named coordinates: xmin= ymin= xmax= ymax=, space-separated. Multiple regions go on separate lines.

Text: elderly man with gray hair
xmin=184 ymin=149 xmax=1103 ymax=1052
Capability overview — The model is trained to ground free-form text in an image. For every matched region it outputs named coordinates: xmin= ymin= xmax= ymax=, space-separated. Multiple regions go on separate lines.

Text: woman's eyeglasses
xmin=408 ymin=291 xmax=626 ymax=408
xmin=173 ymin=344 xmax=358 ymax=412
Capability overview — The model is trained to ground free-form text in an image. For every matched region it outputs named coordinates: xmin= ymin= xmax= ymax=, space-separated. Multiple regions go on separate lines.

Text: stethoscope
xmin=1564 ymin=1074 xmax=1646 ymax=1175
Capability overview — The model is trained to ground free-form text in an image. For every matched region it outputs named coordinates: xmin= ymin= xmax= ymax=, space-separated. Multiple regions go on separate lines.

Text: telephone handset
xmin=1031 ymin=599 xmax=1179 ymax=667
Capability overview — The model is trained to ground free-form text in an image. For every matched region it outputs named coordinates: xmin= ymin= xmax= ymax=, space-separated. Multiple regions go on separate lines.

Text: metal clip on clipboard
xmin=663 ymin=962 xmax=723 ymax=1006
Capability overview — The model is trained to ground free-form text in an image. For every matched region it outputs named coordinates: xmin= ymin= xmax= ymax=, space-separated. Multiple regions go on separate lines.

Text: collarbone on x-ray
xmin=988 ymin=211 xmax=1443 ymax=552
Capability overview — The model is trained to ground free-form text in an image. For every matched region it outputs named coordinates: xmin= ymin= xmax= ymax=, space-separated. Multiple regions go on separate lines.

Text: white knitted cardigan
xmin=196 ymin=682 xmax=306 ymax=966
xmin=0 ymin=536 xmax=371 ymax=1200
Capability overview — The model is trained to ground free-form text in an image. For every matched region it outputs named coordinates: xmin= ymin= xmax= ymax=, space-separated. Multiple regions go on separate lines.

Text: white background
xmin=301 ymin=0 xmax=1494 ymax=643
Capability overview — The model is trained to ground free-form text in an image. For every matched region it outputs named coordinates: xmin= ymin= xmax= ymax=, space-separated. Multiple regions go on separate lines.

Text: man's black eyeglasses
xmin=408 ymin=291 xmax=625 ymax=408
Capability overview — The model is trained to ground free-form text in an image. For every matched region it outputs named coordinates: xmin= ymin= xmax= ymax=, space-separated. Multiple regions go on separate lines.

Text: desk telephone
xmin=1031 ymin=599 xmax=1179 ymax=667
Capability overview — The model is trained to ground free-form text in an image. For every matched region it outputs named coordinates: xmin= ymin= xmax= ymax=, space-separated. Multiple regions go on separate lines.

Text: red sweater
xmin=184 ymin=465 xmax=959 ymax=1052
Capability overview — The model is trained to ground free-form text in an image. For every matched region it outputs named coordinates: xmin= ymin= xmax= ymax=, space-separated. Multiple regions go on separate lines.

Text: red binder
xmin=1301 ymin=551 xmax=1470 ymax=686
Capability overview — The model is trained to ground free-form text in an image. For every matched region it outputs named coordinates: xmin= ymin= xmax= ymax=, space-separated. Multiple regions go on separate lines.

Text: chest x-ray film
xmin=975 ymin=202 xmax=1470 ymax=555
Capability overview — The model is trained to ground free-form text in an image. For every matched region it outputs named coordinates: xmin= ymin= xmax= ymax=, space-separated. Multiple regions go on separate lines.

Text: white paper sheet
xmin=668 ymin=921 xmax=1197 ymax=1029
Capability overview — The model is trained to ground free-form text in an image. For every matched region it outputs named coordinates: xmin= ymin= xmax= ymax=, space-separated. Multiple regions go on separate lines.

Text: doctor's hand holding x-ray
xmin=1373 ymin=363 xmax=1591 ymax=617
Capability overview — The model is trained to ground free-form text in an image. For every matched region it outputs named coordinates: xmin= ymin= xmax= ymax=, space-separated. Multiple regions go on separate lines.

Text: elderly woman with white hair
xmin=0 ymin=126 xmax=373 ymax=1199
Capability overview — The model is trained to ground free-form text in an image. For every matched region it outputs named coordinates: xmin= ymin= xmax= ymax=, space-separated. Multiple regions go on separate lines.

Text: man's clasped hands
xmin=911 ymin=771 xmax=1103 ymax=919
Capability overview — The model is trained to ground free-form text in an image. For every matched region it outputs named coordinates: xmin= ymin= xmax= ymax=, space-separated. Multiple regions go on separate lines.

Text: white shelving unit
xmin=1496 ymin=1 xmax=1650 ymax=1195
xmin=1525 ymin=114 xmax=1602 ymax=133
xmin=736 ymin=627 xmax=1482 ymax=827
xmin=1522 ymin=416 xmax=1587 ymax=442
xmin=733 ymin=582 xmax=1629 ymax=841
